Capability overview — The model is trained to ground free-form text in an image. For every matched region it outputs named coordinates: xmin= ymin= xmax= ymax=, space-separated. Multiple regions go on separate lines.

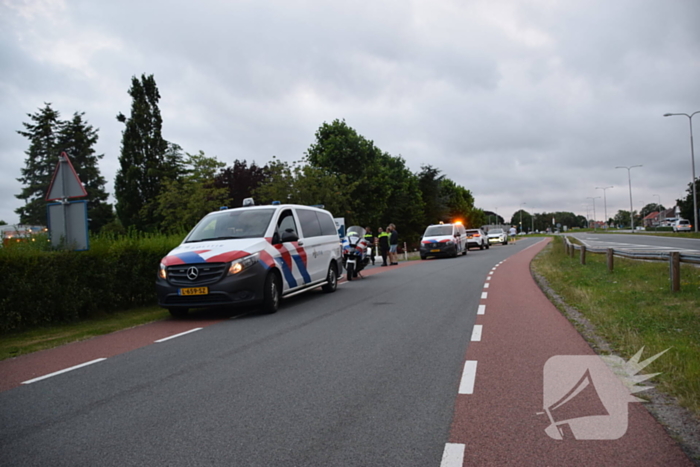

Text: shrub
xmin=0 ymin=231 xmax=183 ymax=333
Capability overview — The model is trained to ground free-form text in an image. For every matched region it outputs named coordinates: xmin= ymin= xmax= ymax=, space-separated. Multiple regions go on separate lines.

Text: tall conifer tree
xmin=58 ymin=112 xmax=114 ymax=232
xmin=15 ymin=103 xmax=60 ymax=225
xmin=115 ymin=74 xmax=179 ymax=231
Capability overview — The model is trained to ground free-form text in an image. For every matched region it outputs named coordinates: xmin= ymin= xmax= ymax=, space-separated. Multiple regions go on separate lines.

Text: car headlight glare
xmin=228 ymin=253 xmax=259 ymax=275
xmin=158 ymin=263 xmax=167 ymax=280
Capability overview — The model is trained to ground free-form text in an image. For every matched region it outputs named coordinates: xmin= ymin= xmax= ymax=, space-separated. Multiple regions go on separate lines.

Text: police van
xmin=156 ymin=201 xmax=342 ymax=317
xmin=419 ymin=222 xmax=468 ymax=259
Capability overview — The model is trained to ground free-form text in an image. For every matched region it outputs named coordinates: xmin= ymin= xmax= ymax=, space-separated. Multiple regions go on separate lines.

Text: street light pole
xmin=653 ymin=194 xmax=661 ymax=231
xmin=586 ymin=196 xmax=601 ymax=231
xmin=595 ymin=186 xmax=613 ymax=229
xmin=664 ymin=111 xmax=699 ymax=232
xmin=615 ymin=165 xmax=642 ymax=231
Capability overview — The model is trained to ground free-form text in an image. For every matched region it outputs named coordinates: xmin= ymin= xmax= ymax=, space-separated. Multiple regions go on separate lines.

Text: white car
xmin=156 ymin=202 xmax=342 ymax=317
xmin=466 ymin=228 xmax=489 ymax=250
xmin=673 ymin=219 xmax=692 ymax=232
xmin=487 ymin=228 xmax=509 ymax=245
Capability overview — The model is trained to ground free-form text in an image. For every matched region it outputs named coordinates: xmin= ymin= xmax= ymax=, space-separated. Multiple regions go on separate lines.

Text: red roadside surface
xmin=446 ymin=238 xmax=693 ymax=466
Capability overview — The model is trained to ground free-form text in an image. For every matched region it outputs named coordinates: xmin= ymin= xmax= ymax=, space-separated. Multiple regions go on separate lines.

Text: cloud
xmin=1 ymin=0 xmax=699 ymax=226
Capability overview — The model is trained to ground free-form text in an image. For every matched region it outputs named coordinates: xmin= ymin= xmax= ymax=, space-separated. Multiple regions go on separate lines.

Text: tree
xmin=154 ymin=151 xmax=228 ymax=233
xmin=676 ymin=177 xmax=699 ymax=222
xmin=15 ymin=103 xmax=61 ymax=225
xmin=253 ymin=158 xmax=355 ymax=217
xmin=417 ymin=165 xmax=447 ymax=224
xmin=640 ymin=203 xmax=665 ymax=219
xmin=114 ymin=74 xmax=181 ymax=231
xmin=16 ymin=104 xmax=112 ymax=231
xmin=305 ymin=119 xmax=388 ymax=226
xmin=214 ymin=159 xmax=269 ymax=209
xmin=57 ymin=112 xmax=114 ymax=232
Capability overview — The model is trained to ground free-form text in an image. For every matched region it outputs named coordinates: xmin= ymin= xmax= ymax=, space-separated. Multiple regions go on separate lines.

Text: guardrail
xmin=562 ymin=236 xmax=700 ymax=292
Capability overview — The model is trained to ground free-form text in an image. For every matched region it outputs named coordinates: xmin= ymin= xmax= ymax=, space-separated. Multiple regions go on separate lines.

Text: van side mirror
xmin=281 ymin=230 xmax=299 ymax=242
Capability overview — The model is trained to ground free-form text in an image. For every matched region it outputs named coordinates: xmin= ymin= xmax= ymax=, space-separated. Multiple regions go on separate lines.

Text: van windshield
xmin=424 ymin=225 xmax=453 ymax=237
xmin=185 ymin=209 xmax=275 ymax=242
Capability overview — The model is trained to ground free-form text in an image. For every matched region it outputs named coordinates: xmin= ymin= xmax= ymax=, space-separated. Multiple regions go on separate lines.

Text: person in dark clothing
xmin=389 ymin=224 xmax=399 ymax=265
xmin=364 ymin=227 xmax=376 ymax=265
xmin=377 ymin=227 xmax=390 ymax=267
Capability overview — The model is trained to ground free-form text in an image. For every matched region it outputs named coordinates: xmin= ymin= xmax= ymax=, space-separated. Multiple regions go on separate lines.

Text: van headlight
xmin=228 ymin=253 xmax=259 ymax=275
xmin=158 ymin=263 xmax=167 ymax=280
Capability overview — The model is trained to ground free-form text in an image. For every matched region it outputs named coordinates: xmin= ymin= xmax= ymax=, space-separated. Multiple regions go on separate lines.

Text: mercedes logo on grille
xmin=186 ymin=266 xmax=199 ymax=281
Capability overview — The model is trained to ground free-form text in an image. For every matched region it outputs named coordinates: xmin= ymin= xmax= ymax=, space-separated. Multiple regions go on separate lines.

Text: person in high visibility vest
xmin=364 ymin=227 xmax=376 ymax=265
xmin=377 ymin=227 xmax=390 ymax=266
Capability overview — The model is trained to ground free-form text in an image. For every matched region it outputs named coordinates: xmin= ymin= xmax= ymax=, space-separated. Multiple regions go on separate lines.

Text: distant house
xmin=643 ymin=211 xmax=660 ymax=228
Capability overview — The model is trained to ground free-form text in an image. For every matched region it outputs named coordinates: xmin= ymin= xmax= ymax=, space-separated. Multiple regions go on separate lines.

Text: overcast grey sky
xmin=2 ymin=0 xmax=699 ymax=226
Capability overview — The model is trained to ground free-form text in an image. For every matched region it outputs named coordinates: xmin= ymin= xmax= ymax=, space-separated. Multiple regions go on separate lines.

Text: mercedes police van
xmin=419 ymin=222 xmax=468 ymax=259
xmin=156 ymin=200 xmax=342 ymax=317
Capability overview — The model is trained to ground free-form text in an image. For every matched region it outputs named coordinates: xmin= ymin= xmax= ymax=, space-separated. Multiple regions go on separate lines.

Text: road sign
xmin=46 ymin=152 xmax=87 ymax=201
xmin=47 ymin=200 xmax=89 ymax=251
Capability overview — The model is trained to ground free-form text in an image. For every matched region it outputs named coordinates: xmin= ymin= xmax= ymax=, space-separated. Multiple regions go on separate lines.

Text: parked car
xmin=466 ymin=228 xmax=489 ymax=250
xmin=673 ymin=219 xmax=692 ymax=232
xmin=420 ymin=222 xmax=467 ymax=259
xmin=156 ymin=202 xmax=342 ymax=317
xmin=487 ymin=228 xmax=509 ymax=245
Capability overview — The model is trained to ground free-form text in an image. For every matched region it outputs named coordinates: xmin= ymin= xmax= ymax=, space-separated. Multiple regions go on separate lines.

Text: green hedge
xmin=0 ymin=232 xmax=183 ymax=333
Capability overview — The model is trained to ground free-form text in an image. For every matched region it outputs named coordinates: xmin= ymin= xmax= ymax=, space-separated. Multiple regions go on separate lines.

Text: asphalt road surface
xmin=0 ymin=238 xmax=693 ymax=466
xmin=567 ymin=232 xmax=700 ymax=254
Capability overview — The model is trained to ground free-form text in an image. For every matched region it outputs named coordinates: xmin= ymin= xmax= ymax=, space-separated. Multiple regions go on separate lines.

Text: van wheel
xmin=322 ymin=263 xmax=338 ymax=293
xmin=261 ymin=272 xmax=281 ymax=314
xmin=169 ymin=307 xmax=188 ymax=318
xmin=479 ymin=243 xmax=484 ymax=250
xmin=346 ymin=263 xmax=355 ymax=281
xmin=420 ymin=255 xmax=426 ymax=260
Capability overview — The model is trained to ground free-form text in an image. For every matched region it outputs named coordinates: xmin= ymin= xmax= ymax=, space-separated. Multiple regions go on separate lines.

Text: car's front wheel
xmin=261 ymin=272 xmax=281 ymax=314
xmin=322 ymin=263 xmax=338 ymax=293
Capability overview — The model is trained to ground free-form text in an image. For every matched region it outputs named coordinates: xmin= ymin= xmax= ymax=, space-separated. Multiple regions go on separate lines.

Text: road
xmin=0 ymin=238 xmax=693 ymax=466
xmin=566 ymin=232 xmax=700 ymax=254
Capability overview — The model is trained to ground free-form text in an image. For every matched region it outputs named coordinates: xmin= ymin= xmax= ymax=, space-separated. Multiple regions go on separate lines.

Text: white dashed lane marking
xmin=459 ymin=360 xmax=478 ymax=394
xmin=471 ymin=325 xmax=483 ymax=342
xmin=481 ymin=292 xmax=488 ymax=299
xmin=478 ymin=305 xmax=486 ymax=315
xmin=440 ymin=443 xmax=465 ymax=467
xmin=21 ymin=358 xmax=107 ymax=385
xmin=155 ymin=328 xmax=203 ymax=343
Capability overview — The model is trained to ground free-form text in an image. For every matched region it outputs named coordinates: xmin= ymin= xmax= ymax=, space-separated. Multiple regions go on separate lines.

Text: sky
xmin=2 ymin=0 xmax=699 ymax=227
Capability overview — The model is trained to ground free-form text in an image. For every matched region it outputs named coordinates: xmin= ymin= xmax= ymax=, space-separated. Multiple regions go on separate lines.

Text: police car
xmin=156 ymin=201 xmax=342 ymax=317
xmin=419 ymin=222 xmax=468 ymax=259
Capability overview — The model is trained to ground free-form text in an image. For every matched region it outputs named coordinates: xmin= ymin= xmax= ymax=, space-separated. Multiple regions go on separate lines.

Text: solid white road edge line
xmin=481 ymin=292 xmax=488 ymax=299
xmin=440 ymin=443 xmax=465 ymax=467
xmin=459 ymin=360 xmax=478 ymax=394
xmin=471 ymin=325 xmax=482 ymax=342
xmin=478 ymin=304 xmax=486 ymax=315
xmin=155 ymin=328 xmax=203 ymax=343
xmin=21 ymin=358 xmax=107 ymax=385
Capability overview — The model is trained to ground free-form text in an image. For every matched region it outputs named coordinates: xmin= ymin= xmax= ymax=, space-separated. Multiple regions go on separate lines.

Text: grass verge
xmin=531 ymin=237 xmax=700 ymax=418
xmin=0 ymin=306 xmax=169 ymax=361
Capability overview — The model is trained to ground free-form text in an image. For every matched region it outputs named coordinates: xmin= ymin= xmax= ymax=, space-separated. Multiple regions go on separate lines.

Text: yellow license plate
xmin=431 ymin=249 xmax=440 ymax=253
xmin=179 ymin=287 xmax=208 ymax=296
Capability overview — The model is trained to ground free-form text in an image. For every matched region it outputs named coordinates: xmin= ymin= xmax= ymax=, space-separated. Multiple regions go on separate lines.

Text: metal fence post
xmin=670 ymin=252 xmax=681 ymax=292
xmin=580 ymin=245 xmax=586 ymax=265
xmin=607 ymin=248 xmax=614 ymax=272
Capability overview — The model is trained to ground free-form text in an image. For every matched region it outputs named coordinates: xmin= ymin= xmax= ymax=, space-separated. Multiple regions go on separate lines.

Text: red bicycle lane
xmin=442 ymin=238 xmax=693 ymax=466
